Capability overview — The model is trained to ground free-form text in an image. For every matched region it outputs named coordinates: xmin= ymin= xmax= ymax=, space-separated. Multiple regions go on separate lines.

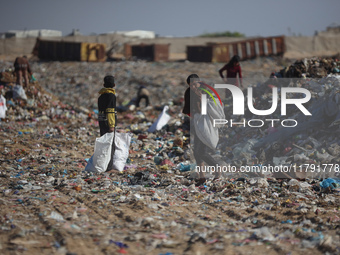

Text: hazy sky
xmin=1 ymin=0 xmax=339 ymax=37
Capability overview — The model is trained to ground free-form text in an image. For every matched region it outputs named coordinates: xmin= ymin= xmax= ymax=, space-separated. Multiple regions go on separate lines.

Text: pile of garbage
xmin=271 ymin=55 xmax=340 ymax=78
xmin=0 ymin=57 xmax=339 ymax=254
xmin=0 ymin=70 xmax=93 ymax=123
xmin=219 ymin=56 xmax=340 ymax=180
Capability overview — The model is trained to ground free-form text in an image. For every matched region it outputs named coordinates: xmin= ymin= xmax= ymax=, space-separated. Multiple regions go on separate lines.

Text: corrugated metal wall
xmin=187 ymin=36 xmax=286 ymax=62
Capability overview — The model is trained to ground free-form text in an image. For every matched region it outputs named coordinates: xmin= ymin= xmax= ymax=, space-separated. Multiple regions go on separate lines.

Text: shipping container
xmin=212 ymin=44 xmax=228 ymax=63
xmin=124 ymin=43 xmax=169 ymax=61
xmin=187 ymin=36 xmax=285 ymax=62
xmin=33 ymin=39 xmax=107 ymax=62
xmin=186 ymin=46 xmax=212 ymax=62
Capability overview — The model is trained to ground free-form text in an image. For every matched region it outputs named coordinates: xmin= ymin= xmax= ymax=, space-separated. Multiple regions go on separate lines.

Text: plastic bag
xmin=147 ymin=105 xmax=171 ymax=132
xmin=176 ymin=161 xmax=196 ymax=172
xmin=193 ymin=113 xmax=219 ymax=150
xmin=12 ymin=84 xmax=27 ymax=100
xmin=0 ymin=95 xmax=7 ymax=118
xmin=112 ymin=132 xmax=132 ymax=172
xmin=319 ymin=178 xmax=340 ymax=189
xmin=85 ymin=132 xmax=115 ymax=173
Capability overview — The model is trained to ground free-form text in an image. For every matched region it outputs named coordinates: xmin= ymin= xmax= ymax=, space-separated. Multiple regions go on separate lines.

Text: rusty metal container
xmin=124 ymin=44 xmax=132 ymax=59
xmin=248 ymin=41 xmax=256 ymax=58
xmin=33 ymin=39 xmax=106 ymax=61
xmin=124 ymin=43 xmax=169 ymax=61
xmin=186 ymin=45 xmax=212 ymax=62
xmin=212 ymin=44 xmax=228 ymax=63
xmin=80 ymin=43 xmax=106 ymax=62
xmin=188 ymin=36 xmax=284 ymax=63
xmin=257 ymin=40 xmax=265 ymax=56
xmin=274 ymin=36 xmax=285 ymax=55
xmin=153 ymin=44 xmax=169 ymax=61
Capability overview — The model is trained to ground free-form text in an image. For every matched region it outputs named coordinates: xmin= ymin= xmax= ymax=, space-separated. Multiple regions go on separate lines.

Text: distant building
xmin=1 ymin=29 xmax=62 ymax=38
xmin=315 ymin=24 xmax=340 ymax=36
xmin=325 ymin=25 xmax=340 ymax=34
xmin=67 ymin=29 xmax=82 ymax=36
xmin=107 ymin=30 xmax=156 ymax=39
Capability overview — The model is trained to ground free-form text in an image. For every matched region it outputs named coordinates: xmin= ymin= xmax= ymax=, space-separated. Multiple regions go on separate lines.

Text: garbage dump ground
xmin=0 ymin=57 xmax=340 ymax=255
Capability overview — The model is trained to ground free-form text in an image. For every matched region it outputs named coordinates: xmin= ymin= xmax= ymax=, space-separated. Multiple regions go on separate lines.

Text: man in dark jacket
xmin=98 ymin=75 xmax=117 ymax=171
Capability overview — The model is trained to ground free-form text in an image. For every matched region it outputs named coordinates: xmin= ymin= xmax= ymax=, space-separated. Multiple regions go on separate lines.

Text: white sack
xmin=112 ymin=132 xmax=132 ymax=172
xmin=12 ymin=85 xmax=27 ymax=100
xmin=0 ymin=95 xmax=7 ymax=118
xmin=193 ymin=113 xmax=219 ymax=150
xmin=85 ymin=132 xmax=114 ymax=173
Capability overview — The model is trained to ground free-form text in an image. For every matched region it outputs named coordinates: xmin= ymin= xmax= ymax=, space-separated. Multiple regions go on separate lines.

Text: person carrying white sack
xmin=182 ymin=74 xmax=221 ymax=185
xmin=97 ymin=75 xmax=117 ymax=171
xmin=0 ymin=85 xmax=7 ymax=119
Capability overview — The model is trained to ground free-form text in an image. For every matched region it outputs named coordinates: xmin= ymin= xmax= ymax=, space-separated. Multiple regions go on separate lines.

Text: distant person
xmin=182 ymin=74 xmax=201 ymax=118
xmin=183 ymin=74 xmax=221 ymax=184
xmin=13 ymin=55 xmax=32 ymax=88
xmin=98 ymin=75 xmax=117 ymax=171
xmin=218 ymin=55 xmax=243 ymax=96
xmin=136 ymin=84 xmax=151 ymax=108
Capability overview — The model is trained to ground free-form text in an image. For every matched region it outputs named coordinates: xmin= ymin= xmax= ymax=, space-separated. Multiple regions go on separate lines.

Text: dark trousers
xmin=136 ymin=95 xmax=149 ymax=107
xmin=16 ymin=69 xmax=29 ymax=87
